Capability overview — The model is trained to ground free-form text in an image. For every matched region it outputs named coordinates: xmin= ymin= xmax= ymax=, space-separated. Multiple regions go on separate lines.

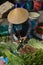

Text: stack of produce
xmin=0 ymin=42 xmax=24 ymax=65
xmin=18 ymin=38 xmax=43 ymax=54
xmin=0 ymin=36 xmax=13 ymax=42
xmin=4 ymin=50 xmax=24 ymax=65
xmin=27 ymin=38 xmax=43 ymax=49
xmin=21 ymin=49 xmax=43 ymax=65
xmin=0 ymin=42 xmax=19 ymax=54
xmin=0 ymin=39 xmax=43 ymax=65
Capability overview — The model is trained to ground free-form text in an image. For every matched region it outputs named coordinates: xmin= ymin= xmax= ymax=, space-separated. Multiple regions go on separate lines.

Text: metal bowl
xmin=29 ymin=12 xmax=40 ymax=20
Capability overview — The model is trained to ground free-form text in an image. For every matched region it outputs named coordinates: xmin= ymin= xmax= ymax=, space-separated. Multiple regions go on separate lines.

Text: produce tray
xmin=0 ymin=1 xmax=14 ymax=14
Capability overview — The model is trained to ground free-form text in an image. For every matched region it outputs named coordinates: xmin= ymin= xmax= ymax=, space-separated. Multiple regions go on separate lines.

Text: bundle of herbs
xmin=21 ymin=49 xmax=43 ymax=65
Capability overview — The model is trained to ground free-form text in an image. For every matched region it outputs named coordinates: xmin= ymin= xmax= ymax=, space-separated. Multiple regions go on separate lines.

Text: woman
xmin=8 ymin=8 xmax=32 ymax=43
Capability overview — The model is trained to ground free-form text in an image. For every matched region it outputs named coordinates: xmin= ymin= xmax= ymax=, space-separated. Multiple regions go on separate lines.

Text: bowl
xmin=29 ymin=12 xmax=40 ymax=20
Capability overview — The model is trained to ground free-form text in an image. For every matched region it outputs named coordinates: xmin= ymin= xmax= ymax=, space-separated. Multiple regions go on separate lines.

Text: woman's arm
xmin=26 ymin=20 xmax=32 ymax=39
xmin=22 ymin=20 xmax=32 ymax=41
xmin=8 ymin=23 xmax=12 ymax=34
xmin=8 ymin=23 xmax=18 ymax=41
xmin=13 ymin=34 xmax=18 ymax=41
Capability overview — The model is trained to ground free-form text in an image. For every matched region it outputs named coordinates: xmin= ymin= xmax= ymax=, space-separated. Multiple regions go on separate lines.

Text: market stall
xmin=0 ymin=0 xmax=43 ymax=65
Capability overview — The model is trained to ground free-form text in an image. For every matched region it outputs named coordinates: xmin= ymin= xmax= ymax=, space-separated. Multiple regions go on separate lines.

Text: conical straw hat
xmin=8 ymin=8 xmax=29 ymax=24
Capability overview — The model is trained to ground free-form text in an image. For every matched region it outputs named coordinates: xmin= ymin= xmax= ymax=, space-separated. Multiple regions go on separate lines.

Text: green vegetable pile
xmin=21 ymin=49 xmax=43 ymax=65
xmin=4 ymin=50 xmax=24 ymax=65
xmin=0 ymin=43 xmax=24 ymax=65
xmin=0 ymin=42 xmax=18 ymax=55
xmin=0 ymin=39 xmax=43 ymax=65
xmin=27 ymin=38 xmax=43 ymax=49
xmin=0 ymin=36 xmax=13 ymax=42
xmin=1 ymin=47 xmax=43 ymax=65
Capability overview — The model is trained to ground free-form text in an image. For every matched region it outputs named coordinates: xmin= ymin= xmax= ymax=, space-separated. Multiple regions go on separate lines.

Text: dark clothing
xmin=13 ymin=21 xmax=29 ymax=37
xmin=15 ymin=1 xmax=33 ymax=11
xmin=8 ymin=20 xmax=36 ymax=40
xmin=12 ymin=20 xmax=36 ymax=39
xmin=0 ymin=0 xmax=6 ymax=5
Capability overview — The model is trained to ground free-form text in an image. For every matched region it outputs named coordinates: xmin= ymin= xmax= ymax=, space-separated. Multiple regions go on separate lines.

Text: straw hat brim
xmin=0 ymin=14 xmax=2 ymax=23
xmin=8 ymin=8 xmax=29 ymax=24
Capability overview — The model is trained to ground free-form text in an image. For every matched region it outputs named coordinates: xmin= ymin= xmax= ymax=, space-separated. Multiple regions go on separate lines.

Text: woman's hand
xmin=15 ymin=40 xmax=20 ymax=44
xmin=22 ymin=36 xmax=27 ymax=41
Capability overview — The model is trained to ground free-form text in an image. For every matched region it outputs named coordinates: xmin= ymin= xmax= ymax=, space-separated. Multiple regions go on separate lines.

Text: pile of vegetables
xmin=0 ymin=36 xmax=13 ymax=42
xmin=0 ymin=42 xmax=24 ymax=65
xmin=1 ymin=47 xmax=43 ymax=65
xmin=0 ymin=38 xmax=43 ymax=65
xmin=0 ymin=42 xmax=18 ymax=55
xmin=4 ymin=50 xmax=24 ymax=65
xmin=0 ymin=43 xmax=24 ymax=65
xmin=20 ymin=39 xmax=43 ymax=65
xmin=27 ymin=38 xmax=43 ymax=49
xmin=21 ymin=49 xmax=43 ymax=65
